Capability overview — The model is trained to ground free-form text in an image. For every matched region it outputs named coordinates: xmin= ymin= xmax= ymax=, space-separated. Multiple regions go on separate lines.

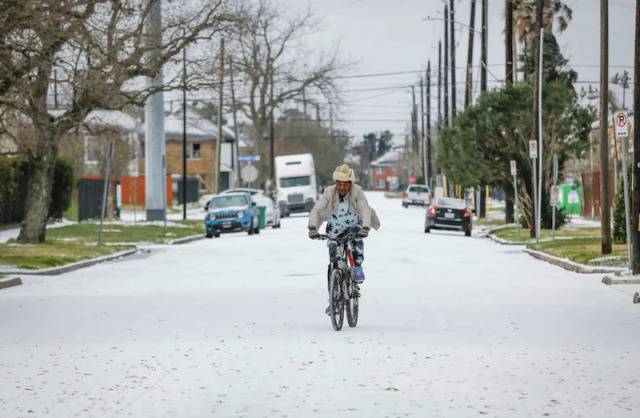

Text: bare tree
xmin=229 ymin=0 xmax=344 ymax=170
xmin=0 ymin=0 xmax=237 ymax=243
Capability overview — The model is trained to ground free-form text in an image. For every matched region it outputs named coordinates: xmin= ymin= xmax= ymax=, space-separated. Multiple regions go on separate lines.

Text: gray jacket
xmin=308 ymin=184 xmax=381 ymax=231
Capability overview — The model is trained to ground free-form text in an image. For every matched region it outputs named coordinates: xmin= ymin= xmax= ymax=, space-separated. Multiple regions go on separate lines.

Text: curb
xmin=602 ymin=276 xmax=640 ymax=285
xmin=0 ymin=277 xmax=22 ymax=289
xmin=0 ymin=248 xmax=137 ymax=276
xmin=167 ymin=234 xmax=204 ymax=245
xmin=487 ymin=233 xmax=529 ymax=246
xmin=523 ymin=248 xmax=627 ymax=274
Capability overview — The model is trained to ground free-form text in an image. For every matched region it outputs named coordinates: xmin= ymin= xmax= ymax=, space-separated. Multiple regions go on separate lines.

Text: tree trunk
xmin=17 ymin=143 xmax=58 ymax=243
xmin=505 ymin=182 xmax=515 ymax=224
xmin=631 ymin=0 xmax=640 ymax=273
xmin=479 ymin=182 xmax=487 ymax=218
xmin=600 ymin=0 xmax=612 ymax=254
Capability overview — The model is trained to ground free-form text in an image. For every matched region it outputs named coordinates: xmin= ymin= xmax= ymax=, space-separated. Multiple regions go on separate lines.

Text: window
xmin=375 ymin=166 xmax=384 ymax=175
xmin=84 ymin=136 xmax=99 ymax=164
xmin=190 ymin=143 xmax=201 ymax=159
xmin=376 ymin=179 xmax=385 ymax=189
xmin=279 ymin=176 xmax=311 ymax=188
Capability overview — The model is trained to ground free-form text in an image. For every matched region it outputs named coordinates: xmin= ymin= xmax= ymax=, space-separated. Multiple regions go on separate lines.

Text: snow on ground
xmin=1 ymin=192 xmax=640 ymax=417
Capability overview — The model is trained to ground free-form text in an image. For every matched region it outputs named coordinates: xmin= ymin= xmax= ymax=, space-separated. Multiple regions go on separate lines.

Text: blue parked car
xmin=204 ymin=193 xmax=260 ymax=238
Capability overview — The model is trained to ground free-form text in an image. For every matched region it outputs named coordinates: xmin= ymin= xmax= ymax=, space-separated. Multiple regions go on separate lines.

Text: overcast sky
xmin=275 ymin=0 xmax=636 ymax=143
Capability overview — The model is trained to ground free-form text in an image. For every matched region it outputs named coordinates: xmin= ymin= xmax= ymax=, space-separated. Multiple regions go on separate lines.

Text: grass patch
xmin=528 ymin=238 xmax=627 ymax=265
xmin=384 ymin=192 xmax=403 ymax=199
xmin=475 ymin=218 xmax=506 ymax=227
xmin=0 ymin=242 xmax=132 ymax=270
xmin=46 ymin=221 xmax=204 ymax=244
xmin=494 ymin=226 xmax=601 ymax=243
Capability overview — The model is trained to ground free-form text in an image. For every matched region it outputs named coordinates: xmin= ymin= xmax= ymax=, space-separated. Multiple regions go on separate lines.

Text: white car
xmin=402 ymin=184 xmax=432 ymax=208
xmin=222 ymin=188 xmax=281 ymax=228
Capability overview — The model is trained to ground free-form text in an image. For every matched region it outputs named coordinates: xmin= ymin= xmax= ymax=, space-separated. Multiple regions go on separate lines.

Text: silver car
xmin=402 ymin=184 xmax=432 ymax=208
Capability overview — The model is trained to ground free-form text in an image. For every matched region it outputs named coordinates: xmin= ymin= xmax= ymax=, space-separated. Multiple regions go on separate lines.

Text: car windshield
xmin=435 ymin=198 xmax=466 ymax=209
xmin=209 ymin=195 xmax=248 ymax=208
xmin=409 ymin=186 xmax=430 ymax=193
xmin=280 ymin=176 xmax=311 ymax=188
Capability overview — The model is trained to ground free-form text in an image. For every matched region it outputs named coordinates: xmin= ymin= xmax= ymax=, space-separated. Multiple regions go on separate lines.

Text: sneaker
xmin=353 ymin=266 xmax=365 ymax=284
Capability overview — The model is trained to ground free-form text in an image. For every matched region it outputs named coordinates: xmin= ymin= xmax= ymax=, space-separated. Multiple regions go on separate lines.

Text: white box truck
xmin=275 ymin=153 xmax=318 ymax=216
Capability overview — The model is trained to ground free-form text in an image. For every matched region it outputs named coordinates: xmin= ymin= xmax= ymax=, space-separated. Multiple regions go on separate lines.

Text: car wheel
xmin=402 ymin=203 xmax=408 ymax=208
xmin=424 ymin=227 xmax=430 ymax=233
xmin=205 ymin=231 xmax=213 ymax=238
xmin=465 ymin=229 xmax=471 ymax=237
xmin=214 ymin=233 xmax=220 ymax=238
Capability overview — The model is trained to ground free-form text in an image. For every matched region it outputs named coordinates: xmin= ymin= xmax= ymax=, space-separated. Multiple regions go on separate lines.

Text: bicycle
xmin=314 ymin=225 xmax=363 ymax=331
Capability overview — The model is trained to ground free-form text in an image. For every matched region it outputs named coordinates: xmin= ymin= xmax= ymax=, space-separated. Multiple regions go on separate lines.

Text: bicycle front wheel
xmin=346 ymin=276 xmax=359 ymax=328
xmin=329 ymin=268 xmax=345 ymax=331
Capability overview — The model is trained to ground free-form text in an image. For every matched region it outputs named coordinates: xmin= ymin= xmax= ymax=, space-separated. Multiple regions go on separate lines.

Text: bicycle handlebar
xmin=313 ymin=226 xmax=364 ymax=242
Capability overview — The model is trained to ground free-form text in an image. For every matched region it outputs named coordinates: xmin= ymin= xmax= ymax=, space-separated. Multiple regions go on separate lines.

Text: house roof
xmin=164 ymin=107 xmax=237 ymax=143
xmin=371 ymin=150 xmax=400 ymax=166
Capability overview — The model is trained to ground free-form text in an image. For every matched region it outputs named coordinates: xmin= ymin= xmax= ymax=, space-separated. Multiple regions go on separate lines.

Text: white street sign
xmin=614 ymin=111 xmax=629 ymax=138
xmin=510 ymin=160 xmax=517 ymax=176
xmin=241 ymin=164 xmax=258 ymax=183
xmin=529 ymin=140 xmax=538 ymax=159
xmin=550 ymin=185 xmax=560 ymax=207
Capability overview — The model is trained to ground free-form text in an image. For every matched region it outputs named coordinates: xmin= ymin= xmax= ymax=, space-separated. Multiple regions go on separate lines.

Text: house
xmin=162 ymin=106 xmax=240 ymax=192
xmin=370 ymin=151 xmax=401 ymax=191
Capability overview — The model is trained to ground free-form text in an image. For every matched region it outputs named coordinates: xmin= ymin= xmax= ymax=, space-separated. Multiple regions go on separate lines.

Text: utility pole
xmin=465 ymin=0 xmax=477 ymax=108
xmin=426 ymin=62 xmax=432 ymax=190
xmin=600 ymin=0 xmax=612 ymax=254
xmin=531 ymin=0 xmax=543 ymax=241
xmin=269 ymin=59 xmax=275 ymax=195
xmin=144 ymin=0 xmax=166 ymax=221
xmin=505 ymin=0 xmax=514 ymax=86
xmin=631 ymin=0 xmax=640 ymax=274
xmin=504 ymin=0 xmax=515 ymax=224
xmin=182 ymin=39 xmax=187 ymax=220
xmin=420 ymin=77 xmax=426 ymax=182
xmin=444 ymin=3 xmax=449 ymax=127
xmin=229 ymin=56 xmax=241 ymax=187
xmin=438 ymin=41 xmax=442 ymax=128
xmin=450 ymin=0 xmax=457 ymax=121
xmin=213 ymin=38 xmax=224 ymax=194
xmin=480 ymin=0 xmax=488 ymax=92
xmin=478 ymin=0 xmax=488 ymax=218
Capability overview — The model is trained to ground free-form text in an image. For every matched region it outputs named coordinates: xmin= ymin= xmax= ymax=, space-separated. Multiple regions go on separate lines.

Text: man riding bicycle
xmin=308 ymin=164 xmax=380 ymax=312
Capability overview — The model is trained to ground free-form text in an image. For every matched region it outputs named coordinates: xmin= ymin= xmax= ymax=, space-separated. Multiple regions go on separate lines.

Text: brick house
xmin=163 ymin=107 xmax=239 ymax=192
xmin=370 ymin=151 xmax=401 ymax=191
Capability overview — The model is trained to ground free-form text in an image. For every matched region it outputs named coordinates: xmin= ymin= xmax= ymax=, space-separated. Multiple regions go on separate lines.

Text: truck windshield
xmin=208 ymin=195 xmax=248 ymax=208
xmin=280 ymin=176 xmax=311 ymax=188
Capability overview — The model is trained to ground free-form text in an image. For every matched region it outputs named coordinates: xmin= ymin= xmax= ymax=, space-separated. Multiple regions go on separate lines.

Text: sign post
xmin=510 ymin=160 xmax=518 ymax=223
xmin=551 ymin=154 xmax=558 ymax=240
xmin=529 ymin=140 xmax=539 ymax=242
xmin=614 ymin=111 xmax=632 ymax=267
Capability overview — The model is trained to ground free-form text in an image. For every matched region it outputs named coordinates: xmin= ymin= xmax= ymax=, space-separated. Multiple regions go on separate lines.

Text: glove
xmin=357 ymin=227 xmax=370 ymax=238
xmin=308 ymin=227 xmax=319 ymax=239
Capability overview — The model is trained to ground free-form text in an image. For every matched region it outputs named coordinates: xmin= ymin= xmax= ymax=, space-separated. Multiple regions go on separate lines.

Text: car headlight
xmin=237 ymin=211 xmax=245 ymax=218
xmin=207 ymin=213 xmax=216 ymax=221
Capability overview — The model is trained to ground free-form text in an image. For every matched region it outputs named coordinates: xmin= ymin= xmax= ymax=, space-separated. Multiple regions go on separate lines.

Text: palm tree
xmin=513 ymin=0 xmax=573 ymax=45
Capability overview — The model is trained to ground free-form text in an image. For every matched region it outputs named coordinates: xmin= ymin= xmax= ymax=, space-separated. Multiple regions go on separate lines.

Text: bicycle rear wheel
xmin=329 ymin=268 xmax=345 ymax=331
xmin=346 ymin=275 xmax=359 ymax=328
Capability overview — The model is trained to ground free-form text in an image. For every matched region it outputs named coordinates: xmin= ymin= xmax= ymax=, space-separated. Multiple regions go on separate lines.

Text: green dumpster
xmin=257 ymin=206 xmax=267 ymax=229
xmin=557 ymin=183 xmax=583 ymax=215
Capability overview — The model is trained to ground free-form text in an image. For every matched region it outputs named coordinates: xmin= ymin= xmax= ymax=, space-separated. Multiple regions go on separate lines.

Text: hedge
xmin=0 ymin=157 xmax=74 ymax=223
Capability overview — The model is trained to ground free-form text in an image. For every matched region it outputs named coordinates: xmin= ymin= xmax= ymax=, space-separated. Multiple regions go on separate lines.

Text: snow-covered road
xmin=1 ymin=192 xmax=639 ymax=417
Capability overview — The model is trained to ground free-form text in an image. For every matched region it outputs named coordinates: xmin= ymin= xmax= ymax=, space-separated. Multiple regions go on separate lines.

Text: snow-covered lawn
xmin=1 ymin=192 xmax=639 ymax=417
